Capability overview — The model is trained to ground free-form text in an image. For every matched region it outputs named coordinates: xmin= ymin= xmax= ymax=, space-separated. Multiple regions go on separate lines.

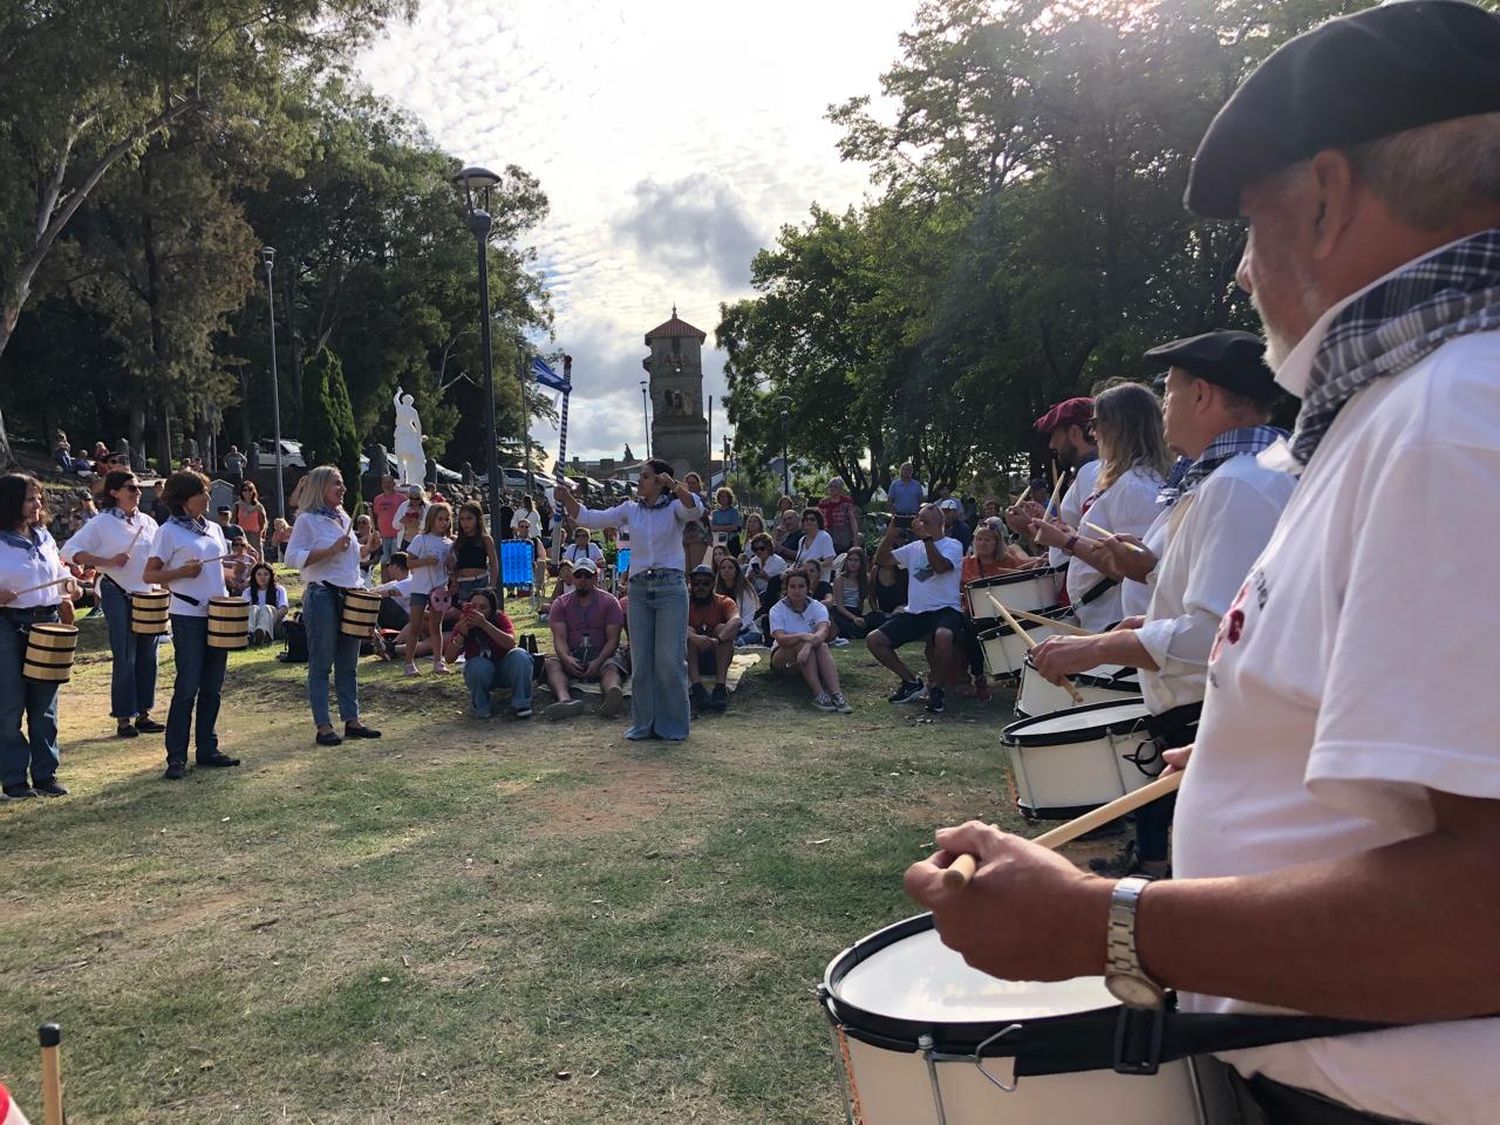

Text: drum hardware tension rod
xmin=992 ymin=603 xmax=1086 ymax=706
xmin=940 ymin=772 xmax=1186 ymax=888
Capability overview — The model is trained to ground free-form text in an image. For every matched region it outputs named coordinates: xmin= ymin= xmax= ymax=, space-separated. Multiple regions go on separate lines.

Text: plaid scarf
xmin=1158 ymin=426 xmax=1287 ymax=508
xmin=1292 ymin=228 xmax=1500 ymax=466
xmin=106 ymin=507 xmax=137 ymax=525
xmin=312 ymin=506 xmax=347 ymax=525
xmin=170 ymin=514 xmax=209 ymax=534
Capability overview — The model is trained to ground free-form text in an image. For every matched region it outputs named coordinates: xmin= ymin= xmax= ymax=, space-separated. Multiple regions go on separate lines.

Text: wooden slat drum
xmin=206 ymin=597 xmax=250 ymax=650
xmin=23 ymin=623 xmax=78 ymax=683
xmin=339 ymin=589 xmax=382 ymax=637
xmin=130 ymin=590 xmax=171 ymax=636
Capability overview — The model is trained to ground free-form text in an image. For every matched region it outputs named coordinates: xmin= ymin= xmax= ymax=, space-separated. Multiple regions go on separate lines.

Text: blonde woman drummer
xmin=284 ymin=465 xmax=381 ymax=747
xmin=0 ymin=473 xmax=73 ymax=799
xmin=144 ymin=469 xmax=239 ymax=780
xmin=63 ymin=468 xmax=165 ymax=739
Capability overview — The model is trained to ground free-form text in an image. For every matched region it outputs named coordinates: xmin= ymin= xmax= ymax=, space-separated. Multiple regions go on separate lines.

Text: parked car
xmin=255 ymin=438 xmax=305 ymax=469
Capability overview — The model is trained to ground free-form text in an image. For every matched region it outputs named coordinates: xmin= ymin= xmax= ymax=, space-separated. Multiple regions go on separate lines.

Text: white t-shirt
xmin=405 ymin=533 xmax=452 ymax=596
xmin=795 ymin=529 xmax=836 ymax=583
xmin=892 ymin=536 xmax=964 ymax=614
xmin=747 ymin=553 xmax=786 ymax=596
xmin=149 ymin=519 xmax=229 ymax=618
xmin=63 ymin=509 xmax=159 ymax=593
xmin=769 ymin=596 xmax=829 ymax=639
xmin=1134 ymin=454 xmax=1294 ymax=715
xmin=1174 ymin=333 xmax=1500 ymax=1124
xmin=563 ymin=542 xmax=604 ymax=565
xmin=1048 ymin=458 xmax=1102 ymax=568
xmin=1118 ymin=506 xmax=1170 ymax=621
xmin=1066 ymin=465 xmax=1161 ymax=632
xmin=242 ymin=584 xmax=288 ymax=609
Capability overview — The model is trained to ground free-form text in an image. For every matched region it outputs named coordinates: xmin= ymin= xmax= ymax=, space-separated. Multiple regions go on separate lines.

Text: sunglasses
xmin=120 ymin=483 xmax=141 ymax=493
xmin=690 ymin=577 xmax=713 ymax=585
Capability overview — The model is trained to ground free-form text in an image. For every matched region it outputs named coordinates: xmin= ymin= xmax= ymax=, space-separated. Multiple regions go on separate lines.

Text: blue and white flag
xmin=531 ymin=356 xmax=570 ymax=393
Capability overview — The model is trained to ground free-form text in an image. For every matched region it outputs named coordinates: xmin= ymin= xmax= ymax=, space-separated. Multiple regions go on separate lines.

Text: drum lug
xmin=919 ymin=1022 xmax=1022 ymax=1125
xmin=971 ymin=1025 xmax=1022 ymax=1094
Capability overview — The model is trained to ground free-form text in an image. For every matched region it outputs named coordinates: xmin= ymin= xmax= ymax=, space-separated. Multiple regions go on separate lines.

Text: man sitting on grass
xmin=770 ymin=569 xmax=851 ymax=713
xmin=867 ymin=502 xmax=966 ymax=714
xmin=687 ymin=563 xmax=739 ymax=713
xmin=542 ymin=557 xmax=627 ymax=720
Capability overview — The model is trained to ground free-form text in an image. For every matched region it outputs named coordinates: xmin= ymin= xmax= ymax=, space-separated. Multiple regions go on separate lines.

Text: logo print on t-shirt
xmin=912 ymin=564 xmax=935 ymax=583
xmin=1210 ymin=578 xmax=1253 ymax=666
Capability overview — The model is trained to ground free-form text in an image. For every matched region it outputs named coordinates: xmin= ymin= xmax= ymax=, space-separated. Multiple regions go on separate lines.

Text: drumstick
xmin=39 ymin=1022 xmax=63 ymax=1125
xmin=992 ymin=602 xmax=1085 ymax=705
xmin=1044 ymin=471 xmax=1067 ymax=521
xmin=1083 ymin=521 xmax=1149 ymax=555
xmin=1009 ymin=608 xmax=1093 ymax=637
xmin=940 ymin=774 xmax=1185 ymax=888
xmin=12 ymin=576 xmax=72 ymax=597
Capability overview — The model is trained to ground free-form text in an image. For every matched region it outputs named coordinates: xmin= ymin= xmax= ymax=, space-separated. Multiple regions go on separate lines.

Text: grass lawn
xmin=0 ymin=597 xmax=1066 ymax=1123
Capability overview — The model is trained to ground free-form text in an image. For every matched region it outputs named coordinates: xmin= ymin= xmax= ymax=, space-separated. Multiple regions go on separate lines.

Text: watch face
xmin=1105 ymin=974 xmax=1165 ymax=1010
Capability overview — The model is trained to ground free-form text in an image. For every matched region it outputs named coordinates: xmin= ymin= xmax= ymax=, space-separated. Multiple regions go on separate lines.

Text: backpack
xmin=278 ymin=614 xmax=308 ymax=664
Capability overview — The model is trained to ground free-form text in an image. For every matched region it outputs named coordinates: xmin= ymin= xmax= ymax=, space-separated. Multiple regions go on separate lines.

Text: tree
xmin=300 ymin=347 xmax=361 ymax=513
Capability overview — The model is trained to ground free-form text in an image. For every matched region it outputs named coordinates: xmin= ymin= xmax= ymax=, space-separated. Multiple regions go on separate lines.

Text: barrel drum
xmin=340 ymin=589 xmax=382 ymax=637
xmin=207 ymin=597 xmax=250 ymax=650
xmin=23 ymin=623 xmax=78 ymax=683
xmin=130 ymin=590 xmax=171 ymax=636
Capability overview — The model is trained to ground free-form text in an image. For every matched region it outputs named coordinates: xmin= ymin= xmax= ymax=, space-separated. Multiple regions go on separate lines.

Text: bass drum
xmin=820 ymin=913 xmax=1232 ymax=1125
xmin=1014 ymin=654 xmax=1140 ymax=719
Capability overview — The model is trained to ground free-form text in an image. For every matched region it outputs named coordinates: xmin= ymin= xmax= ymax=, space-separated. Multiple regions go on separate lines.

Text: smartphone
xmin=893 ymin=515 xmax=914 ymax=530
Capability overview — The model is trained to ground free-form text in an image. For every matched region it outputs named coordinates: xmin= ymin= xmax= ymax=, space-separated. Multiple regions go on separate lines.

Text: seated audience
xmin=715 ymin=554 xmax=761 ymax=645
xmin=687 ymin=563 xmax=740 ymax=713
xmin=825 ymin=545 xmax=884 ymax=641
xmin=938 ymin=497 xmax=972 ymax=551
xmin=709 ymin=487 xmax=743 ymax=554
xmin=374 ymin=553 xmax=413 ymax=634
xmin=222 ymin=529 xmax=258 ymax=595
xmin=563 ymin=526 xmax=604 ymax=567
xmin=960 ymin=523 xmax=1026 ymax=701
xmin=242 ymin=562 xmax=289 ymax=643
xmin=543 ymin=557 xmax=627 ymax=720
xmin=871 ymin=525 xmax=910 ymax=614
xmin=793 ymin=508 xmax=836 ymax=597
xmin=538 ymin=559 xmax=573 ymax=619
xmin=817 ymin=477 xmax=860 ymax=554
xmin=444 ymin=588 xmax=534 ymax=720
xmin=769 ymin=570 xmax=851 ymax=713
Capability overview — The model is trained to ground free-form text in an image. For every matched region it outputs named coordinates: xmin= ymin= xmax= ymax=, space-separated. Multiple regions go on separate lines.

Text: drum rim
xmin=1001 ymin=699 xmax=1152 ymax=747
xmin=1019 ymin=654 xmax=1140 ymax=691
xmin=823 ymin=913 xmax=1119 ymax=1055
xmin=963 ymin=566 xmax=1065 ymax=591
xmin=975 ymin=605 xmax=1073 ymax=642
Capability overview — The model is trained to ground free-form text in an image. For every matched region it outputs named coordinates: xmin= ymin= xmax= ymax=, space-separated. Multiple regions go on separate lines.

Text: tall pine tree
xmin=300 ymin=346 xmax=362 ymax=514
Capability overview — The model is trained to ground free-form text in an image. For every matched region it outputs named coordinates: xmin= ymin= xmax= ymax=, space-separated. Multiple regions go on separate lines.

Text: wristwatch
xmin=1104 ymin=876 xmax=1166 ymax=1009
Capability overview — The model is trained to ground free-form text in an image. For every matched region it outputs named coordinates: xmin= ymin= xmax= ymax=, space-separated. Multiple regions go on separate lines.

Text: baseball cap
xmin=571 ymin=556 xmax=598 ymax=576
xmin=690 ymin=564 xmax=715 ymax=578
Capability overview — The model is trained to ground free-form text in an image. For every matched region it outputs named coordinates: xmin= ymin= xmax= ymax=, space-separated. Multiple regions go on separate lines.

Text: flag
xmin=0 ymin=1084 xmax=33 ymax=1125
xmin=531 ymin=356 xmax=570 ymax=393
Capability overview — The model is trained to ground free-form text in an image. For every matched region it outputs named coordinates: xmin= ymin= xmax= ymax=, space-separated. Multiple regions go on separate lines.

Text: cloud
xmin=612 ymin=174 xmax=763 ymax=289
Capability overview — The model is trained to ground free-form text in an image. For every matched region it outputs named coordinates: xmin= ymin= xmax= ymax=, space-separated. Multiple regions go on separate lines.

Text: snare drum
xmin=206 ymin=597 xmax=250 ymax=650
xmin=975 ymin=606 xmax=1077 ymax=679
xmin=339 ymin=589 xmax=382 ymax=637
xmin=820 ymin=913 xmax=1229 ymax=1124
xmin=965 ymin=567 xmax=1065 ymax=617
xmin=130 ymin=590 xmax=171 ymax=636
xmin=1001 ymin=700 xmax=1155 ymax=819
xmin=1015 ymin=655 xmax=1140 ymax=719
xmin=23 ymin=623 xmax=78 ymax=683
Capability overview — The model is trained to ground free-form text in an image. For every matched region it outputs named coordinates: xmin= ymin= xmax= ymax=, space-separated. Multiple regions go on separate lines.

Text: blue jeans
xmin=624 ymin=568 xmax=690 ymax=740
xmin=166 ymin=614 xmax=227 ymax=764
xmin=100 ymin=580 xmax=160 ymax=719
xmin=304 ymin=583 xmax=361 ymax=728
xmin=463 ymin=649 xmax=534 ymax=717
xmin=0 ymin=609 xmax=61 ymax=787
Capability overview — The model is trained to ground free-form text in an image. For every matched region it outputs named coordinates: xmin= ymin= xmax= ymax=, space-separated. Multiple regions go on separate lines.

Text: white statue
xmin=392 ymin=387 xmax=426 ymax=486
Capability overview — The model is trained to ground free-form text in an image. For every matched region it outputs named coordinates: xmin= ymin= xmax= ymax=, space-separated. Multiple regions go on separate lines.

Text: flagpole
xmin=520 ymin=343 xmax=535 ymax=503
xmin=551 ymin=355 xmax=572 ymax=564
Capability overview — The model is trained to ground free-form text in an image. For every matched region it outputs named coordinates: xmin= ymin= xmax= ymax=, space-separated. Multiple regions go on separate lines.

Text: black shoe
xmin=197 ymin=753 xmax=241 ymax=768
xmin=344 ymin=723 xmax=382 ymax=739
xmin=135 ymin=717 xmax=166 ymax=734
xmin=709 ymin=683 xmax=728 ymax=712
xmin=1088 ymin=841 xmax=1140 ymax=877
xmin=924 ymin=687 xmax=946 ymax=714
xmin=689 ymin=682 xmax=709 ymax=713
xmin=31 ymin=777 xmax=68 ymax=797
xmin=116 ymin=723 xmax=139 ymax=739
xmin=887 ymin=680 xmax=927 ymax=704
xmin=3 ymin=783 xmax=36 ymax=799
xmin=315 ymin=730 xmax=343 ymax=747
xmin=163 ymin=762 xmax=186 ymax=780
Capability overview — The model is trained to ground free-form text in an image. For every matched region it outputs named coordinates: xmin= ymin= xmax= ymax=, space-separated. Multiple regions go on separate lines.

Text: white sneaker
xmin=831 ymin=637 xmax=851 ymax=648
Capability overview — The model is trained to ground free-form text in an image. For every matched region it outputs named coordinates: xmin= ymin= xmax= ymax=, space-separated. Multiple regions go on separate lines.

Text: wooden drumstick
xmin=1083 ymin=521 xmax=1148 ymax=555
xmin=942 ymin=773 xmax=1185 ymax=888
xmin=39 ymin=1022 xmax=63 ymax=1125
xmin=1009 ymin=608 xmax=1093 ymax=637
xmin=1044 ymin=471 xmax=1067 ymax=521
xmin=11 ymin=576 xmax=72 ymax=597
xmin=993 ymin=602 xmax=1086 ymax=705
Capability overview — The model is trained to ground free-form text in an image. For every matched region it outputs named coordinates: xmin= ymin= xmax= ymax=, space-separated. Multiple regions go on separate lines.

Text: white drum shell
xmin=1003 ymin=703 xmax=1154 ymax=819
xmin=966 ymin=570 xmax=1062 ymax=617
xmin=978 ymin=612 xmax=1075 ymax=679
xmin=1015 ymin=661 xmax=1140 ymax=719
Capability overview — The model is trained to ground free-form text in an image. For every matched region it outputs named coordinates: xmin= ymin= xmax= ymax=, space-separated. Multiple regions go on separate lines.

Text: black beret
xmin=1186 ymin=1 xmax=1500 ymax=217
xmin=1144 ymin=331 xmax=1276 ymax=399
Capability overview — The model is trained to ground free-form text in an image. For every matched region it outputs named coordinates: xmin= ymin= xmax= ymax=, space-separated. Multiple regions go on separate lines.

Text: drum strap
xmin=1077 ymin=575 xmax=1117 ymax=606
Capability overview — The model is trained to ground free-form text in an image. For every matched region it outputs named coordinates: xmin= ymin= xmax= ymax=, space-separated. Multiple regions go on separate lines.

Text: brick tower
xmin=642 ymin=307 xmax=710 ymax=476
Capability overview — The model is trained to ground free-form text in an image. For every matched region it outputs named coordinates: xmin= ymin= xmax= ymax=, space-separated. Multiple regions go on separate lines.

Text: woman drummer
xmin=144 ymin=469 xmax=240 ymax=780
xmin=62 ymin=468 xmax=165 ymax=738
xmin=0 ymin=474 xmax=72 ymax=799
xmin=284 ymin=465 xmax=382 ymax=747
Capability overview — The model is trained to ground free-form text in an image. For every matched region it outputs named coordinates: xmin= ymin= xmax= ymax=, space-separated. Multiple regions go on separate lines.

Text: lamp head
xmin=454 ymin=165 xmax=502 ymax=212
xmin=259 ymin=246 xmax=275 ymax=268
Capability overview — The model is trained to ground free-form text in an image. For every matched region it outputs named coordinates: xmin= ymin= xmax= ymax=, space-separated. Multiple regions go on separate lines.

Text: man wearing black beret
xmin=907 ymin=4 xmax=1500 ymax=1122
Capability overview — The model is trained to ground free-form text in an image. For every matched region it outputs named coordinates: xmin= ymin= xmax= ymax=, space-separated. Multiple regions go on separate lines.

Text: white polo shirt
xmin=769 ymin=596 xmax=828 ymax=639
xmin=64 ymin=509 xmax=160 ymax=593
xmin=1174 ymin=330 xmax=1500 ymax=1124
xmin=0 ymin=528 xmax=67 ymax=608
xmin=150 ymin=519 xmax=228 ymax=618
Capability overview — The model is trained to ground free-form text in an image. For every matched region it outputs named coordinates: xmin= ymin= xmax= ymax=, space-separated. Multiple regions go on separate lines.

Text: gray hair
xmin=1348 ymin=113 xmax=1500 ymax=230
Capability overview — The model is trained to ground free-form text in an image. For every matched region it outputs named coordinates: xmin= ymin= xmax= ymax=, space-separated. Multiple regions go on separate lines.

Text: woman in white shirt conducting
xmin=285 ymin=465 xmax=382 ymax=747
xmin=555 ymin=458 xmax=700 ymax=741
xmin=63 ymin=468 xmax=166 ymax=739
xmin=0 ymin=473 xmax=74 ymax=798
xmin=144 ymin=470 xmax=240 ymax=780
xmin=1029 ymin=381 xmax=1169 ymax=631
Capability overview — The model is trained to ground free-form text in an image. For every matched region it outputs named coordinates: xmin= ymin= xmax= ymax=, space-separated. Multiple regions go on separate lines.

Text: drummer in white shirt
xmin=284 ymin=465 xmax=382 ymax=748
xmin=1030 ymin=330 xmax=1294 ymax=877
xmin=63 ymin=468 xmax=166 ymax=740
xmin=0 ymin=474 xmax=74 ymax=799
xmin=143 ymin=470 xmax=240 ymax=780
xmin=1005 ymin=397 xmax=1099 ymax=563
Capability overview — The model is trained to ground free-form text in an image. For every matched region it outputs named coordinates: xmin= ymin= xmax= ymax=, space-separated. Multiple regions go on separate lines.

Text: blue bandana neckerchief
xmin=0 ymin=528 xmax=42 ymax=557
xmin=1289 ymin=227 xmax=1500 ymax=467
xmin=170 ymin=514 xmax=209 ymax=534
xmin=1157 ymin=426 xmax=1286 ymax=508
xmin=106 ymin=507 xmax=138 ymax=525
xmin=313 ymin=506 xmax=347 ymax=526
xmin=637 ymin=491 xmax=675 ymax=510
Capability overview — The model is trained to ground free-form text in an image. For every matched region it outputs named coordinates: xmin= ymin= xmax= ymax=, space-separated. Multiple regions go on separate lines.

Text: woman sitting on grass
xmin=715 ymin=554 xmax=760 ymax=645
xmin=242 ymin=562 xmax=289 ymax=643
xmin=443 ymin=588 xmax=535 ymax=721
xmin=825 ymin=545 xmax=883 ymax=642
xmin=769 ymin=569 xmax=851 ymax=713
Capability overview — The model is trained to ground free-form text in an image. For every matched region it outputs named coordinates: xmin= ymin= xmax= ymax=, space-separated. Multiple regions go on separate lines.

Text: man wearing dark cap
xmin=1005 ymin=396 xmax=1098 ymax=565
xmin=1030 ymin=329 xmax=1294 ymax=876
xmin=907 ymin=6 xmax=1500 ymax=1122
xmin=686 ymin=563 xmax=739 ymax=713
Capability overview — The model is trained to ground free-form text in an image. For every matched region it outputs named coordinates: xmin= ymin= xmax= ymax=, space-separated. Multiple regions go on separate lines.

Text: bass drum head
xmin=1002 ymin=700 xmax=1151 ymax=747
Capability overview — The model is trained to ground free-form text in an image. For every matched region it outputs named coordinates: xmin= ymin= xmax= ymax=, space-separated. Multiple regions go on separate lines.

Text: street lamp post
xmin=453 ymin=166 xmax=505 ymax=606
xmin=640 ymin=380 xmax=651 ymax=459
xmin=259 ymin=247 xmax=286 ymax=520
xmin=775 ymin=395 xmax=792 ymax=498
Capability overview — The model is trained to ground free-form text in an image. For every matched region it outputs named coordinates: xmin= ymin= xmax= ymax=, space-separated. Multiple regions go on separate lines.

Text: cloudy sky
xmin=357 ymin=0 xmax=919 ymax=462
